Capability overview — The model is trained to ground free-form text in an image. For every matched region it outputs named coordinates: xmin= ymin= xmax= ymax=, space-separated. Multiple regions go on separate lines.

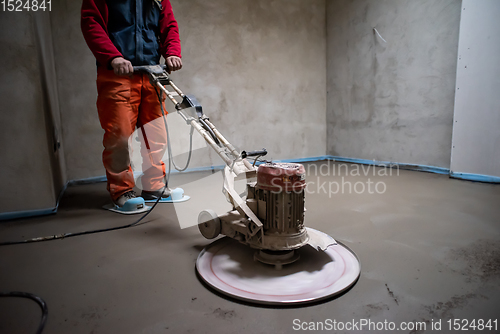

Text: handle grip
xmin=241 ymin=149 xmax=267 ymax=158
xmin=132 ymin=64 xmax=167 ymax=75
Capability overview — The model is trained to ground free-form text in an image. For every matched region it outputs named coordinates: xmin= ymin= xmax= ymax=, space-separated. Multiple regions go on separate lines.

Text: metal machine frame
xmin=135 ymin=65 xmax=334 ymax=255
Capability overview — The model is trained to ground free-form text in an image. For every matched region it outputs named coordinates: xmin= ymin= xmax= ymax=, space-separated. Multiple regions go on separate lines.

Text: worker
xmin=80 ymin=0 xmax=182 ymax=208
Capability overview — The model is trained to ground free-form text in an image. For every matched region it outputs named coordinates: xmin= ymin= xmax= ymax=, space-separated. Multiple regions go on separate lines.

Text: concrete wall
xmin=51 ymin=1 xmax=105 ymax=181
xmin=0 ymin=11 xmax=64 ymax=214
xmin=53 ymin=0 xmax=327 ymax=181
xmin=326 ymin=0 xmax=461 ymax=168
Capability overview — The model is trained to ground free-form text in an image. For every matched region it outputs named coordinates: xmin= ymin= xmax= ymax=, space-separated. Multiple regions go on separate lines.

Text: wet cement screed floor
xmin=0 ymin=161 xmax=499 ymax=333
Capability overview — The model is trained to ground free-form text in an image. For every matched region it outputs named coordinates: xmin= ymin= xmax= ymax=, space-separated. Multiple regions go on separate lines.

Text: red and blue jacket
xmin=81 ymin=0 xmax=181 ymax=67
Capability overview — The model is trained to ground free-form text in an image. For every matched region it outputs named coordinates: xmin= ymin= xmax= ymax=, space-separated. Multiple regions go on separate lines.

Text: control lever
xmin=241 ymin=149 xmax=267 ymax=159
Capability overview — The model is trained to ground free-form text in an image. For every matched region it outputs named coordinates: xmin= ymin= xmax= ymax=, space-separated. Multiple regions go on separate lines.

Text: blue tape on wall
xmin=450 ymin=171 xmax=500 ymax=183
xmin=68 ymin=175 xmax=107 ymax=186
xmin=328 ymin=156 xmax=450 ymax=175
xmin=0 ymin=207 xmax=58 ymax=221
xmin=0 ymin=183 xmax=68 ymax=222
xmin=275 ymin=155 xmax=332 ymax=164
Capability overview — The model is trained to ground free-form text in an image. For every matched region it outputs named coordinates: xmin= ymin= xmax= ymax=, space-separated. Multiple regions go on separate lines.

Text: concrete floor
xmin=0 ymin=161 xmax=499 ymax=333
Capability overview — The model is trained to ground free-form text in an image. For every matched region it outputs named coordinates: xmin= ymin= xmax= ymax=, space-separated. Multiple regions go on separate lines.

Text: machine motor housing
xmin=249 ymin=162 xmax=309 ymax=250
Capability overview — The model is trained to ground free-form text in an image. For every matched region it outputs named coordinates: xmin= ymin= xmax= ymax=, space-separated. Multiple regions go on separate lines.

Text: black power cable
xmin=0 ymin=192 xmax=164 ymax=246
xmin=153 ymin=85 xmax=194 ymax=172
xmin=0 ymin=291 xmax=48 ymax=334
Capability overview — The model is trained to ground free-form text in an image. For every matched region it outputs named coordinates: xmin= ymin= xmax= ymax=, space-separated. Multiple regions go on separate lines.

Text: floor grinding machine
xmin=139 ymin=65 xmax=361 ymax=305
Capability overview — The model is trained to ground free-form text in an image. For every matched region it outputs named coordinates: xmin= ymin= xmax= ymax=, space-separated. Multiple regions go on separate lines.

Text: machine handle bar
xmin=132 ymin=65 xmax=167 ymax=75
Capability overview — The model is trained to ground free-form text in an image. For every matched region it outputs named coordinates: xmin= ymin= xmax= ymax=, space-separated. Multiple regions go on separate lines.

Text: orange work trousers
xmin=96 ymin=67 xmax=168 ymax=201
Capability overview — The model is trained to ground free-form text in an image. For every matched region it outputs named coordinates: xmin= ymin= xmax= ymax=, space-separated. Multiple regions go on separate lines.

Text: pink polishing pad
xmin=196 ymin=228 xmax=360 ymax=305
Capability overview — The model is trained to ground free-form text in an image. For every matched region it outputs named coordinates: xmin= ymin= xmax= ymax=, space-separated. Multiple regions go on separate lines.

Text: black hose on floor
xmin=0 ymin=193 xmax=163 ymax=246
xmin=0 ymin=291 xmax=48 ymax=334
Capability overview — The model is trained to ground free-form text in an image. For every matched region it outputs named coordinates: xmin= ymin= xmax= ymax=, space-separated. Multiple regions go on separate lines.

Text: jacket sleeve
xmin=159 ymin=0 xmax=182 ymax=58
xmin=81 ymin=0 xmax=123 ymax=67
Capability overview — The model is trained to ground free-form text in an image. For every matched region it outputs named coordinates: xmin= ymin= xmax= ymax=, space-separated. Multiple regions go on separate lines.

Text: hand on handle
xmin=110 ymin=57 xmax=134 ymax=76
xmin=166 ymin=56 xmax=182 ymax=74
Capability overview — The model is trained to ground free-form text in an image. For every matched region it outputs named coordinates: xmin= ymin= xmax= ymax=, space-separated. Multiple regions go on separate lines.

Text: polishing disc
xmin=196 ymin=228 xmax=360 ymax=305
